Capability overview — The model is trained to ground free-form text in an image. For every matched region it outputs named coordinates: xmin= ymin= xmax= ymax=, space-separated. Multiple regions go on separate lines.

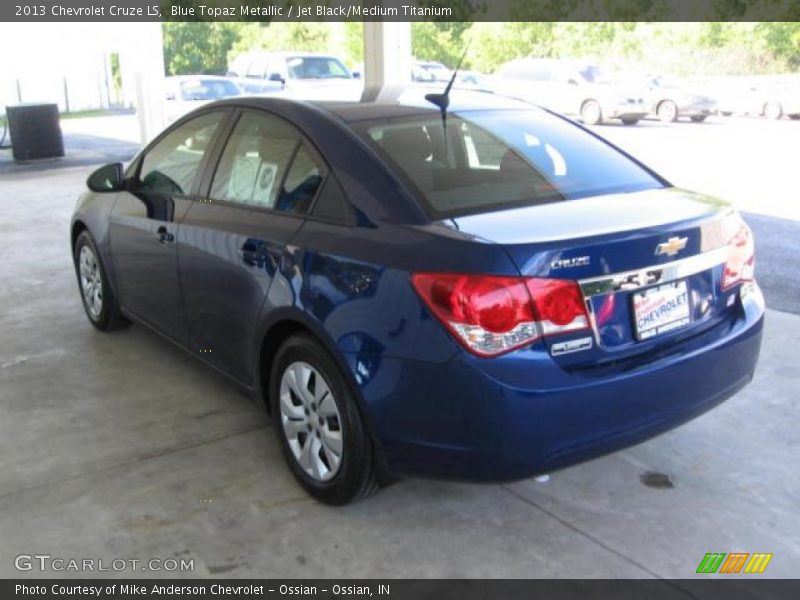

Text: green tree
xmin=757 ymin=22 xmax=800 ymax=68
xmin=162 ymin=22 xmax=244 ymax=75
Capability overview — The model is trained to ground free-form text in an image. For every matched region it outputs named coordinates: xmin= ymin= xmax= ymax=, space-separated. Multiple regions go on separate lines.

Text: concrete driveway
xmin=0 ymin=115 xmax=798 ymax=578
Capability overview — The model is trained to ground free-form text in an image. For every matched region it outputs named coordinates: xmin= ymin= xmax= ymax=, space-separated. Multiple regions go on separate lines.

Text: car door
xmin=109 ymin=110 xmax=230 ymax=344
xmin=178 ymin=109 xmax=329 ymax=383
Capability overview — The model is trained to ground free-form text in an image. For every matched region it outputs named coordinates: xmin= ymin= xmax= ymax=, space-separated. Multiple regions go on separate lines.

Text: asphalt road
xmin=596 ymin=116 xmax=800 ymax=315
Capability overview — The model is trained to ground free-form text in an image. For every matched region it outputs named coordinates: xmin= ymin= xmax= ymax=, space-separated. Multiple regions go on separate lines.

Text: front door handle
xmin=155 ymin=225 xmax=174 ymax=244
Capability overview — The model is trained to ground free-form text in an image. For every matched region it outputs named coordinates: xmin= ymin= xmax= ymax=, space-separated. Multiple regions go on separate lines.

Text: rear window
xmin=354 ymin=109 xmax=664 ymax=219
xmin=180 ymin=79 xmax=241 ymax=101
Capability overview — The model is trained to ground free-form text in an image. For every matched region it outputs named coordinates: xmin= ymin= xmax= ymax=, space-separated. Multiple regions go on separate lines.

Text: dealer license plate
xmin=632 ymin=280 xmax=691 ymax=341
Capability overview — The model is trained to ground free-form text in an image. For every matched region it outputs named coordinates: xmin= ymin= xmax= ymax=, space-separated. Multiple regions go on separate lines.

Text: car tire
xmin=764 ymin=101 xmax=783 ymax=120
xmin=621 ymin=117 xmax=639 ymax=126
xmin=73 ymin=230 xmax=129 ymax=331
xmin=790 ymin=114 xmax=800 ymax=120
xmin=657 ymin=100 xmax=678 ymax=123
xmin=580 ymin=100 xmax=603 ymax=126
xmin=690 ymin=115 xmax=707 ymax=123
xmin=270 ymin=333 xmax=380 ymax=505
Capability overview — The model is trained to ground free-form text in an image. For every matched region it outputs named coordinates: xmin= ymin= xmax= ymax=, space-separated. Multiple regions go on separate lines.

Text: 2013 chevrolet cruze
xmin=71 ymin=88 xmax=763 ymax=504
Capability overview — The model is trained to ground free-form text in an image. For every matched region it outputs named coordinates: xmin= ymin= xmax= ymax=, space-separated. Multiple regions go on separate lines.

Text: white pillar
xmin=130 ymin=23 xmax=166 ymax=145
xmin=363 ymin=21 xmax=412 ymax=96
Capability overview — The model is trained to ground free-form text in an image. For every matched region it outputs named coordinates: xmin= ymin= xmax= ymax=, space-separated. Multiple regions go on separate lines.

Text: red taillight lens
xmin=526 ymin=279 xmax=591 ymax=336
xmin=411 ymin=273 xmax=589 ymax=357
xmin=722 ymin=222 xmax=755 ymax=291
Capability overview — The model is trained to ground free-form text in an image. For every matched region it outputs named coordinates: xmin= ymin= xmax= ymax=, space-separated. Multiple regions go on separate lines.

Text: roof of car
xmin=204 ymin=86 xmax=539 ymax=125
xmin=301 ymin=86 xmax=534 ymax=120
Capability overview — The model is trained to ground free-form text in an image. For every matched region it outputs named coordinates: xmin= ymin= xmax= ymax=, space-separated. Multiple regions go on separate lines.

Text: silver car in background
xmin=714 ymin=78 xmax=800 ymax=120
xmin=644 ymin=75 xmax=717 ymax=123
xmin=164 ymin=75 xmax=242 ymax=123
xmin=494 ymin=58 xmax=648 ymax=125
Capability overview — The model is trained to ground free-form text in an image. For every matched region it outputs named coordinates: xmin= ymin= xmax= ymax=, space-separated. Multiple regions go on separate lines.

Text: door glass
xmin=139 ymin=112 xmax=224 ymax=196
xmin=276 ymin=143 xmax=328 ymax=214
xmin=210 ymin=112 xmax=301 ymax=208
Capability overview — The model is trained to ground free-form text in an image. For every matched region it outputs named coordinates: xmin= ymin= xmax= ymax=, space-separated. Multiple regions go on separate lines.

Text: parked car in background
xmin=494 ymin=58 xmax=648 ymax=125
xmin=715 ymin=79 xmax=800 ymax=120
xmin=644 ymin=75 xmax=717 ymax=123
xmin=233 ymin=77 xmax=285 ymax=97
xmin=227 ymin=51 xmax=362 ymax=101
xmin=72 ymin=87 xmax=763 ymax=504
xmin=164 ymin=75 xmax=241 ymax=122
xmin=412 ymin=60 xmax=451 ymax=83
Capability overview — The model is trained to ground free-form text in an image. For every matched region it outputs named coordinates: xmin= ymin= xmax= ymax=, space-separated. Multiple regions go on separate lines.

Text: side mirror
xmin=352 ymin=71 xmax=362 ymax=80
xmin=87 ymin=163 xmax=124 ymax=193
xmin=165 ymin=92 xmax=176 ymax=101
xmin=567 ymin=78 xmax=579 ymax=86
xmin=268 ymin=72 xmax=285 ymax=84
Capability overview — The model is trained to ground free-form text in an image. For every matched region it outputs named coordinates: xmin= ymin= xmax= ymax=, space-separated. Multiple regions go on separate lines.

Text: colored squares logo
xmin=697 ymin=552 xmax=773 ymax=574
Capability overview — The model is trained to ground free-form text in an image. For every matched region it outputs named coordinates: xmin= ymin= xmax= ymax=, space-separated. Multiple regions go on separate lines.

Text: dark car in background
xmin=71 ymin=88 xmax=763 ymax=504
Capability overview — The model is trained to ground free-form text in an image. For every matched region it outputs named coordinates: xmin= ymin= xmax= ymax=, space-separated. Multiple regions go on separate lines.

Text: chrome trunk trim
xmin=578 ymin=246 xmax=728 ymax=298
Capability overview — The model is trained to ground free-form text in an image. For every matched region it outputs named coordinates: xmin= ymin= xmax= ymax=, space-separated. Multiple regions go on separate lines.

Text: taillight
xmin=411 ymin=273 xmax=590 ymax=357
xmin=722 ymin=222 xmax=755 ymax=290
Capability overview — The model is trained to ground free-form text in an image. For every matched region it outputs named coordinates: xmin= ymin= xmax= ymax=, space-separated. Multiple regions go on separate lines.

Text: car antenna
xmin=424 ymin=42 xmax=470 ymax=155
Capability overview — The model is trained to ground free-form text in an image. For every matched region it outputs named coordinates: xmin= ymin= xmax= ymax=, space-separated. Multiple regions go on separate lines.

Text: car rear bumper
xmin=352 ymin=284 xmax=764 ymax=481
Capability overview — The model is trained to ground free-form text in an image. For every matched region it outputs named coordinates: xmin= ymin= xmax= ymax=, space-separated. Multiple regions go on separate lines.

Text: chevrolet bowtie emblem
xmin=655 ymin=236 xmax=688 ymax=257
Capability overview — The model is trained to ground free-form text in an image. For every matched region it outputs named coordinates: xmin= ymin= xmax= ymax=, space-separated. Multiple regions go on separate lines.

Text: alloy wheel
xmin=279 ymin=361 xmax=344 ymax=482
xmin=78 ymin=245 xmax=103 ymax=319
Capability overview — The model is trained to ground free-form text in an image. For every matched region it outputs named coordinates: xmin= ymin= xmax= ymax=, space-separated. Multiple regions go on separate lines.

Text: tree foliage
xmin=161 ymin=21 xmax=800 ymax=78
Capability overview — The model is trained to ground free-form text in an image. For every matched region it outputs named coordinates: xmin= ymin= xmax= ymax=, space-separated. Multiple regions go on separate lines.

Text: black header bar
xmin=4 ymin=0 xmax=800 ymax=22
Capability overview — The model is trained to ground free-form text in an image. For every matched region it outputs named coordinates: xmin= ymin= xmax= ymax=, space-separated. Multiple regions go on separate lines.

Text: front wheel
xmin=580 ymin=100 xmax=603 ymax=126
xmin=270 ymin=334 xmax=380 ymax=504
xmin=764 ymin=101 xmax=783 ymax=120
xmin=657 ymin=100 xmax=678 ymax=123
xmin=73 ymin=230 xmax=128 ymax=331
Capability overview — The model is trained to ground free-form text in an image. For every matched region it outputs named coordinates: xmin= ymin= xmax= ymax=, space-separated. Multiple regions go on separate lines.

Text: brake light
xmin=411 ymin=273 xmax=590 ymax=357
xmin=722 ymin=222 xmax=755 ymax=290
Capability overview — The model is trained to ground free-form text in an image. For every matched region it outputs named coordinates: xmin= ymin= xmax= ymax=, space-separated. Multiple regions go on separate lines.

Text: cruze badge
xmin=655 ymin=236 xmax=688 ymax=257
xmin=550 ymin=256 xmax=590 ymax=270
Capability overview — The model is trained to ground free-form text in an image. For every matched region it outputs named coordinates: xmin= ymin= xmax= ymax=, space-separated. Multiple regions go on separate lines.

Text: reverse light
xmin=411 ymin=273 xmax=590 ymax=357
xmin=722 ymin=222 xmax=755 ymax=291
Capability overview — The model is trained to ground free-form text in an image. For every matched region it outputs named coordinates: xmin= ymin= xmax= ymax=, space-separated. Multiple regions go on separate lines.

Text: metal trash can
xmin=5 ymin=103 xmax=64 ymax=162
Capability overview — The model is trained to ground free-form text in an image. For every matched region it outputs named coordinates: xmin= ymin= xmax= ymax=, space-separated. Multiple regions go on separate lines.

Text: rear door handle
xmin=155 ymin=225 xmax=174 ymax=244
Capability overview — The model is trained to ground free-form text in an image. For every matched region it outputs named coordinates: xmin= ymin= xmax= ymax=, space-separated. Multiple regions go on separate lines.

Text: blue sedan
xmin=71 ymin=88 xmax=763 ymax=504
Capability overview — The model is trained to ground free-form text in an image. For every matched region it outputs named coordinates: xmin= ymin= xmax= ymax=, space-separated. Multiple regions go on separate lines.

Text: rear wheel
xmin=764 ymin=101 xmax=783 ymax=120
xmin=690 ymin=115 xmax=707 ymax=123
xmin=788 ymin=114 xmax=799 ymax=120
xmin=621 ymin=117 xmax=640 ymax=126
xmin=270 ymin=334 xmax=380 ymax=504
xmin=73 ymin=230 xmax=128 ymax=331
xmin=580 ymin=100 xmax=603 ymax=126
xmin=657 ymin=100 xmax=678 ymax=123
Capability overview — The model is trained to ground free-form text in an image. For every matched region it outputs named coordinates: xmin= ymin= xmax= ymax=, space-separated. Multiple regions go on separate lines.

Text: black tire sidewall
xmin=269 ymin=335 xmax=372 ymax=505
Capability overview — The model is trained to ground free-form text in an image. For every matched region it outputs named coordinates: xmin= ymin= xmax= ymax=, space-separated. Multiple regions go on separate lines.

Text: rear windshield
xmin=353 ymin=109 xmax=664 ymax=219
xmin=287 ymin=56 xmax=352 ymax=80
xmin=180 ymin=79 xmax=241 ymax=101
